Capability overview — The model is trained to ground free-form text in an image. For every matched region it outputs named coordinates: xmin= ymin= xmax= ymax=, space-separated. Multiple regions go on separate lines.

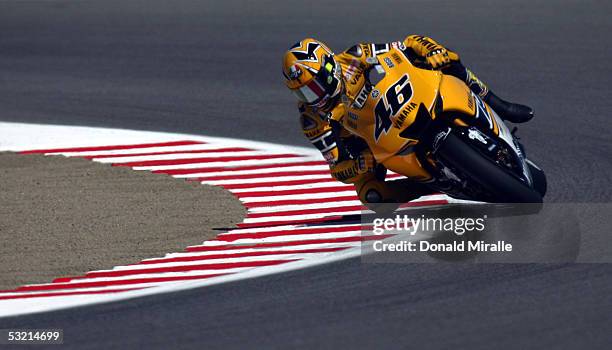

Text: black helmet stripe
xmin=291 ymin=42 xmax=321 ymax=62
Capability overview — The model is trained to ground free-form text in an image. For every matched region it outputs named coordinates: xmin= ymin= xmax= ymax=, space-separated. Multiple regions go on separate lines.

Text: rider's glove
xmin=425 ymin=48 xmax=451 ymax=69
xmin=330 ymin=150 xmax=375 ymax=184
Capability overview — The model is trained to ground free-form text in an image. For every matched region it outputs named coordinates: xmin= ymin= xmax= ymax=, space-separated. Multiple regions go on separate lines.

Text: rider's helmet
xmin=282 ymin=38 xmax=342 ymax=110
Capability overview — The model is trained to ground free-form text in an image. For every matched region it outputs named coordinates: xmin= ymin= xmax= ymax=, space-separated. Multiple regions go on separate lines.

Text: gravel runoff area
xmin=0 ymin=152 xmax=245 ymax=290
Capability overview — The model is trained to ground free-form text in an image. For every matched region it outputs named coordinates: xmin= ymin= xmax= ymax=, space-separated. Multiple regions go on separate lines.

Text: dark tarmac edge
xmin=0 ymin=152 xmax=245 ymax=290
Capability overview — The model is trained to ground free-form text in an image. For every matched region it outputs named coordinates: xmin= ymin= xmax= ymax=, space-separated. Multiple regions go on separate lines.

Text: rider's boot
xmin=483 ymin=91 xmax=534 ymax=124
xmin=465 ymin=68 xmax=534 ymax=123
xmin=355 ymin=173 xmax=434 ymax=214
xmin=443 ymin=63 xmax=534 ymax=123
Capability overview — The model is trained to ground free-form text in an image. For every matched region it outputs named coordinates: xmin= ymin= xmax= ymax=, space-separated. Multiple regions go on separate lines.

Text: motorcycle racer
xmin=282 ymin=35 xmax=534 ymax=209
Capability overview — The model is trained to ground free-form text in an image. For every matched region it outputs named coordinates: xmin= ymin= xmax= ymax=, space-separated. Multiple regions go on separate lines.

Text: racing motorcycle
xmin=340 ymin=47 xmax=547 ymax=203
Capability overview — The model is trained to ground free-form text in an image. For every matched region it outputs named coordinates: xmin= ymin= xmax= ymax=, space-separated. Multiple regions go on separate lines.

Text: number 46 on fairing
xmin=374 ymin=74 xmax=413 ymax=141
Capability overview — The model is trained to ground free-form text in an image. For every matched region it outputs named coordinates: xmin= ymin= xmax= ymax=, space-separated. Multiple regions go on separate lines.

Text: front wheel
xmin=436 ymin=133 xmax=543 ymax=203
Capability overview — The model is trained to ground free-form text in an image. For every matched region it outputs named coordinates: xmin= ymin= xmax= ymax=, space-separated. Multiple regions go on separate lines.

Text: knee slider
xmin=365 ymin=189 xmax=382 ymax=203
xmin=359 ymin=185 xmax=400 ymax=215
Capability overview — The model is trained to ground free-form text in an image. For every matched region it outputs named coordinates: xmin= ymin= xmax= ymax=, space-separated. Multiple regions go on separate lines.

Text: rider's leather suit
xmin=298 ymin=35 xmax=528 ymax=208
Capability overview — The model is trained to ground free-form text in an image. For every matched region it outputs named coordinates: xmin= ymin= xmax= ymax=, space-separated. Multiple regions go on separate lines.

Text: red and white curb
xmin=0 ymin=122 xmax=454 ymax=317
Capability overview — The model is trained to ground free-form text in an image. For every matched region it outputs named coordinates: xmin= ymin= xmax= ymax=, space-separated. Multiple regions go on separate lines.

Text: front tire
xmin=436 ymin=133 xmax=543 ymax=203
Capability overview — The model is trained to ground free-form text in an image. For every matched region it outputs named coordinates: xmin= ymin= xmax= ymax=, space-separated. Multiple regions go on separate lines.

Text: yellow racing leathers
xmin=299 ymin=102 xmax=430 ymax=209
xmin=298 ymin=35 xmax=492 ymax=209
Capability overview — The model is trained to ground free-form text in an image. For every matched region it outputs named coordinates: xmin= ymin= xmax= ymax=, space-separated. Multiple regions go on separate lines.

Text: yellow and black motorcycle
xmin=339 ymin=47 xmax=546 ymax=203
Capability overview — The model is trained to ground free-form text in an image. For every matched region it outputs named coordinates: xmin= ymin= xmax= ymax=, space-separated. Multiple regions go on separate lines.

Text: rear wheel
xmin=436 ymin=133 xmax=543 ymax=203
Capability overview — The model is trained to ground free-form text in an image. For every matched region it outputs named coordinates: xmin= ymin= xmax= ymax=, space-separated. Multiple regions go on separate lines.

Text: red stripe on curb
xmin=241 ymin=200 xmax=448 ymax=225
xmin=236 ymin=215 xmax=348 ymax=228
xmin=229 ymin=176 xmax=404 ymax=196
xmin=246 ymin=204 xmax=365 ymax=218
xmin=151 ymin=160 xmax=327 ymax=175
xmin=244 ymin=195 xmax=359 ymax=208
xmin=186 ymin=234 xmax=391 ymax=252
xmin=217 ymin=225 xmax=363 ymax=242
xmin=196 ymin=169 xmax=330 ymax=181
xmin=66 ymin=259 xmax=298 ymax=280
xmin=5 ymin=273 xmax=228 ymax=293
xmin=234 ymin=185 xmax=353 ymax=197
xmin=114 ymin=154 xmax=303 ymax=167
xmin=19 ymin=140 xmax=204 ymax=154
xmin=84 ymin=147 xmax=252 ymax=159
xmin=139 ymin=247 xmax=346 ymax=265
xmin=222 ymin=178 xmax=335 ymax=190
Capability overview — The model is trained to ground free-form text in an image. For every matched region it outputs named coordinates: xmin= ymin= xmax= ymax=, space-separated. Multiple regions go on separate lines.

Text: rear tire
xmin=436 ymin=133 xmax=543 ymax=203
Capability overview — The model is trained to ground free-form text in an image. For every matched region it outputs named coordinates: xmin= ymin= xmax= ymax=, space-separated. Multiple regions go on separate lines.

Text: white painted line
xmin=47 ymin=144 xmax=237 ymax=157
xmin=23 ymin=269 xmax=252 ymax=286
xmin=246 ymin=200 xmax=363 ymax=213
xmin=240 ymin=191 xmax=357 ymax=203
xmin=227 ymin=181 xmax=353 ymax=193
xmin=93 ymin=150 xmax=277 ymax=163
xmin=172 ymin=165 xmax=330 ymax=179
xmin=218 ymin=223 xmax=363 ymax=235
xmin=134 ymin=157 xmax=319 ymax=171
xmin=203 ymin=174 xmax=333 ymax=186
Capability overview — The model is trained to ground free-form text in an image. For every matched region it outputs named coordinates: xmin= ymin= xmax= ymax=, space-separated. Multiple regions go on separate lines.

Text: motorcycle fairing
xmin=339 ymin=47 xmax=533 ymax=186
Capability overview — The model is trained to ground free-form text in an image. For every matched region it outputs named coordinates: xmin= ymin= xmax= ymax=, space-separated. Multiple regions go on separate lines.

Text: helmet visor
xmin=292 ymin=55 xmax=341 ymax=107
xmin=291 ymin=80 xmax=325 ymax=104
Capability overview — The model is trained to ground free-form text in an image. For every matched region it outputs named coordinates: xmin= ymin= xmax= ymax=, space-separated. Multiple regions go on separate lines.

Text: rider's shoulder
xmin=344 ymin=44 xmax=363 ymax=58
xmin=337 ymin=43 xmax=375 ymax=68
xmin=341 ymin=43 xmax=376 ymax=59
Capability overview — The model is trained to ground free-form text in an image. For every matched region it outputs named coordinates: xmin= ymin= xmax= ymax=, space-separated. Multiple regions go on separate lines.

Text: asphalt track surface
xmin=1 ymin=0 xmax=611 ymax=349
